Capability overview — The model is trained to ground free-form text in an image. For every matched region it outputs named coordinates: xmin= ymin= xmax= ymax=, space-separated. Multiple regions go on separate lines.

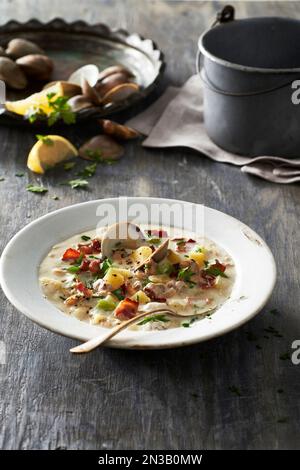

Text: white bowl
xmin=0 ymin=197 xmax=276 ymax=349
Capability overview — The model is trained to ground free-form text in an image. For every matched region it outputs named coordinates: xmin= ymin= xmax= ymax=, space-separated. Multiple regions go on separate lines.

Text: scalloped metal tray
xmin=0 ymin=18 xmax=165 ymax=125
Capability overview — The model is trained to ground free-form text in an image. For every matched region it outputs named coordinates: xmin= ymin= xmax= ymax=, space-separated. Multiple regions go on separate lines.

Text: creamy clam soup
xmin=39 ymin=225 xmax=235 ymax=331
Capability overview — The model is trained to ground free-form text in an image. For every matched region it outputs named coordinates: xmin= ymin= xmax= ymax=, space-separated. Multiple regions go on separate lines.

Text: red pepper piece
xmin=62 ymin=248 xmax=81 ymax=261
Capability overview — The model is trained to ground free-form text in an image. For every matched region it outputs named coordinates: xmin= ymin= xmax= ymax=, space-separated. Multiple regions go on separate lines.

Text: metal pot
xmin=198 ymin=5 xmax=300 ymax=157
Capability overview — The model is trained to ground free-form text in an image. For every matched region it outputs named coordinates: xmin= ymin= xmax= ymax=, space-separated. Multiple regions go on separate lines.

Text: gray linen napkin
xmin=127 ymin=75 xmax=300 ymax=184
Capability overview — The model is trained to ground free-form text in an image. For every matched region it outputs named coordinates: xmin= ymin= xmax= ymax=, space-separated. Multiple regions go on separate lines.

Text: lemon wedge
xmin=5 ymin=82 xmax=75 ymax=117
xmin=27 ymin=135 xmax=78 ymax=174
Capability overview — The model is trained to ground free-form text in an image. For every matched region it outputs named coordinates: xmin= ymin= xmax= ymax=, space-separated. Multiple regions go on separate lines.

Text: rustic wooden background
xmin=0 ymin=0 xmax=299 ymax=450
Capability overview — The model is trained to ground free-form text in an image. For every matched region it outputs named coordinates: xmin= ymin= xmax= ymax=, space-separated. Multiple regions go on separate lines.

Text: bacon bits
xmin=114 ymin=298 xmax=139 ymax=321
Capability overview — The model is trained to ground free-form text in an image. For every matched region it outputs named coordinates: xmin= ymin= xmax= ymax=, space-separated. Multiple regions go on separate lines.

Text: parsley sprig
xmin=27 ymin=93 xmax=76 ymax=126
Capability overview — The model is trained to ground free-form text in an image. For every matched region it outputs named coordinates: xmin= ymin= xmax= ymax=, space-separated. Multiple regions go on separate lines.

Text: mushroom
xmin=101 ymin=222 xmax=146 ymax=259
xmin=0 ymin=57 xmax=27 ymax=89
xmin=68 ymin=64 xmax=99 ymax=87
xmin=6 ymin=38 xmax=44 ymax=59
xmin=78 ymin=135 xmax=124 ymax=161
xmin=16 ymin=54 xmax=53 ymax=80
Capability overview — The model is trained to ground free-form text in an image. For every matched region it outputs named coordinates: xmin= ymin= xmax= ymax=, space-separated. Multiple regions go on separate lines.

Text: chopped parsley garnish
xmin=66 ymin=254 xmax=83 ymax=273
xmin=204 ymin=265 xmax=228 ymax=278
xmin=177 ymin=266 xmax=196 ymax=287
xmin=28 ymin=94 xmax=76 ymax=126
xmin=36 ymin=134 xmax=54 ymax=146
xmin=147 ymin=238 xmax=161 ymax=245
xmin=15 ymin=172 xmax=24 ymax=177
xmin=101 ymin=258 xmax=113 ymax=276
xmin=67 ymin=265 xmax=81 ymax=273
xmin=78 ymin=162 xmax=98 ymax=178
xmin=0 ymin=177 xmax=4 ymax=182
xmin=176 ymin=238 xmax=186 ymax=246
xmin=51 ymin=195 xmax=59 ymax=200
xmin=138 ymin=314 xmax=169 ymax=325
xmin=81 ymin=235 xmax=91 ymax=241
xmin=26 ymin=184 xmax=48 ymax=194
xmin=182 ymin=317 xmax=198 ymax=328
xmin=112 ymin=289 xmax=125 ymax=301
xmin=85 ymin=149 xmax=116 ymax=165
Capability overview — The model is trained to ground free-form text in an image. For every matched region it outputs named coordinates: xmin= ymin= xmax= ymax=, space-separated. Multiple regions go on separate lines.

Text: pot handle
xmin=196 ymin=5 xmax=235 ymax=74
xmin=211 ymin=4 xmax=235 ymax=27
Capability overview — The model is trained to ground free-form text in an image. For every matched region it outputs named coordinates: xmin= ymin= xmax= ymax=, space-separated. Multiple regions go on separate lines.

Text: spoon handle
xmin=70 ymin=310 xmax=168 ymax=354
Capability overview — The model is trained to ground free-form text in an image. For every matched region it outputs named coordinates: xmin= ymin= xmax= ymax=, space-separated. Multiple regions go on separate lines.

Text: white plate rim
xmin=0 ymin=197 xmax=277 ymax=350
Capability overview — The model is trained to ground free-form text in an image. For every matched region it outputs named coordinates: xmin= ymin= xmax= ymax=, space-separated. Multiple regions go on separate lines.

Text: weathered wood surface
xmin=0 ymin=0 xmax=300 ymax=450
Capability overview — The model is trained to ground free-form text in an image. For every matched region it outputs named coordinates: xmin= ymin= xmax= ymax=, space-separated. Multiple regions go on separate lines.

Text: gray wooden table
xmin=0 ymin=0 xmax=299 ymax=450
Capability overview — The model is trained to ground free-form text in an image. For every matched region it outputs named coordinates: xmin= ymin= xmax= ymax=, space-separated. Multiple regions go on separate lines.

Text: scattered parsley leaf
xmin=26 ymin=184 xmax=48 ymax=194
xmin=138 ymin=314 xmax=169 ymax=325
xmin=51 ymin=195 xmax=59 ymax=200
xmin=0 ymin=177 xmax=5 ymax=181
xmin=228 ymin=386 xmax=242 ymax=397
xmin=84 ymin=149 xmax=116 ymax=165
xmin=67 ymin=179 xmax=89 ymax=189
xmin=15 ymin=172 xmax=24 ymax=177
xmin=63 ymin=161 xmax=76 ymax=171
xmin=36 ymin=134 xmax=54 ymax=146
xmin=78 ymin=162 xmax=97 ymax=178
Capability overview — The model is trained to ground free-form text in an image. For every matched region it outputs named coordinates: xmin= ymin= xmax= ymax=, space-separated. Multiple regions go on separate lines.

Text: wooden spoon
xmin=70 ymin=307 xmax=181 ymax=354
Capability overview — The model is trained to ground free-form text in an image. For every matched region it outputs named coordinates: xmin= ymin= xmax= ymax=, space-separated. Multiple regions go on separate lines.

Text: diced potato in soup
xmin=39 ymin=225 xmax=235 ymax=330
